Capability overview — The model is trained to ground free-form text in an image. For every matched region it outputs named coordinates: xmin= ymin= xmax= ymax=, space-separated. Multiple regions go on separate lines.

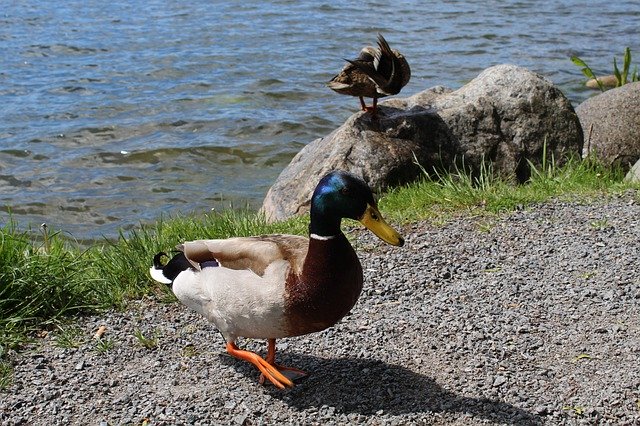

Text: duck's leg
xmin=225 ymin=341 xmax=293 ymax=389
xmin=359 ymin=96 xmax=368 ymax=111
xmin=362 ymin=96 xmax=379 ymax=117
xmin=258 ymin=339 xmax=307 ymax=385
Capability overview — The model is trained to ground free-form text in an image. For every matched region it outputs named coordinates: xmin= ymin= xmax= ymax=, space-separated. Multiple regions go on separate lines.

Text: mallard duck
xmin=150 ymin=171 xmax=404 ymax=389
xmin=327 ymin=34 xmax=411 ymax=116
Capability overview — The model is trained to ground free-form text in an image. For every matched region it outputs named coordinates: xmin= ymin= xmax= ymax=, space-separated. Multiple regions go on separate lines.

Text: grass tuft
xmin=93 ymin=337 xmax=115 ymax=354
xmin=133 ymin=328 xmax=158 ymax=350
xmin=0 ymin=221 xmax=99 ymax=347
xmin=0 ymin=359 xmax=12 ymax=390
xmin=380 ymin=155 xmax=630 ymax=223
xmin=53 ymin=324 xmax=84 ymax=349
xmin=571 ymin=47 xmax=639 ymax=90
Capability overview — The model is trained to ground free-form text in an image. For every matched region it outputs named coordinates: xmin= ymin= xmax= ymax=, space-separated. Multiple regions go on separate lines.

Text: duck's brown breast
xmin=283 ymin=234 xmax=363 ymax=336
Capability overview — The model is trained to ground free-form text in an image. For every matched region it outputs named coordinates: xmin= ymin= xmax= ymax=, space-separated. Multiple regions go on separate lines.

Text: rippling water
xmin=2 ymin=0 xmax=639 ymax=240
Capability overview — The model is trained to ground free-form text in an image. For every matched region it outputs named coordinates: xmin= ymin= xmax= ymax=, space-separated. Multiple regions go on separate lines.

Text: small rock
xmin=535 ymin=405 xmax=549 ymax=415
xmin=493 ymin=375 xmax=508 ymax=387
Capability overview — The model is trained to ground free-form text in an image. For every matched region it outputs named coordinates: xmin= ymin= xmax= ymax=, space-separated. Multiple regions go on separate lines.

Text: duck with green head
xmin=150 ymin=171 xmax=404 ymax=389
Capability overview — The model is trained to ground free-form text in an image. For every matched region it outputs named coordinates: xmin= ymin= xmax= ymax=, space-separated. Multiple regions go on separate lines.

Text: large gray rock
xmin=394 ymin=64 xmax=583 ymax=182
xmin=262 ymin=64 xmax=583 ymax=222
xmin=577 ymin=82 xmax=640 ymax=170
xmin=261 ymin=87 xmax=456 ymax=220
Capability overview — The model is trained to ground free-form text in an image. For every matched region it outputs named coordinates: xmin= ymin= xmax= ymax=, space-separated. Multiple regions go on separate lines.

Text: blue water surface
xmin=1 ymin=0 xmax=639 ymax=239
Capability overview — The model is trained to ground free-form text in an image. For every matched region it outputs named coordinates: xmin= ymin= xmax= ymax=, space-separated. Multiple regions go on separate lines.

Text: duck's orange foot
xmin=226 ymin=342 xmax=294 ymax=389
xmin=259 ymin=364 xmax=307 ymax=386
xmin=255 ymin=338 xmax=307 ymax=387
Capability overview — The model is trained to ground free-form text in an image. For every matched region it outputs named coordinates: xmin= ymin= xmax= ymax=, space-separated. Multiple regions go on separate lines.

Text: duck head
xmin=309 ymin=171 xmax=404 ymax=246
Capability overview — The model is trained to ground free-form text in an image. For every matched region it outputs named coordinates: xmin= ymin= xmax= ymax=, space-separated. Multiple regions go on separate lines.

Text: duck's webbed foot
xmin=258 ymin=338 xmax=307 ymax=386
xmin=226 ymin=341 xmax=294 ymax=389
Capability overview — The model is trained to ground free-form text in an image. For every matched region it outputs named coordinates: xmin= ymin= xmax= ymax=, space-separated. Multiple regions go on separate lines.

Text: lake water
xmin=2 ymin=0 xmax=639 ymax=240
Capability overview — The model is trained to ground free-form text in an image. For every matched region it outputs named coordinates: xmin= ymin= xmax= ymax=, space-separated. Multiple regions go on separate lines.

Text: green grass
xmin=93 ymin=336 xmax=115 ymax=354
xmin=53 ymin=324 xmax=84 ymax=349
xmin=380 ymin=156 xmax=630 ymax=223
xmin=0 ymin=222 xmax=100 ymax=349
xmin=0 ymin=157 xmax=638 ymax=389
xmin=133 ymin=328 xmax=158 ymax=350
xmin=0 ymin=359 xmax=11 ymax=389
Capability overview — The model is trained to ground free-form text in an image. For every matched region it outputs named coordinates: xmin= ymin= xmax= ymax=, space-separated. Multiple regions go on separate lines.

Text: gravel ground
xmin=2 ymin=192 xmax=640 ymax=425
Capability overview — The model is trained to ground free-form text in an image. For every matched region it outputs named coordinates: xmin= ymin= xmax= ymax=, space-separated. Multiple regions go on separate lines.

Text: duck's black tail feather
xmin=150 ymin=251 xmax=192 ymax=284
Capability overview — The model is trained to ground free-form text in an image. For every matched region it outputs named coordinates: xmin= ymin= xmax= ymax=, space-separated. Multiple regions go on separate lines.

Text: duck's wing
xmin=340 ymin=43 xmax=389 ymax=90
xmin=341 ymin=36 xmax=396 ymax=95
xmin=396 ymin=50 xmax=411 ymax=88
xmin=327 ymin=46 xmax=378 ymax=91
xmin=180 ymin=235 xmax=309 ymax=277
xmin=374 ymin=34 xmax=413 ymax=96
xmin=373 ymin=34 xmax=396 ymax=87
xmin=348 ymin=34 xmax=410 ymax=96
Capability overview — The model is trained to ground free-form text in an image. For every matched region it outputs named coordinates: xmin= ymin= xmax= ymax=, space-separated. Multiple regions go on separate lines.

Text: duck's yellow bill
xmin=359 ymin=204 xmax=404 ymax=247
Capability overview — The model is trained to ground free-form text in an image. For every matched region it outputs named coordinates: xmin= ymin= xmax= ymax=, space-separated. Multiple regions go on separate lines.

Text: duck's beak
xmin=359 ymin=204 xmax=404 ymax=247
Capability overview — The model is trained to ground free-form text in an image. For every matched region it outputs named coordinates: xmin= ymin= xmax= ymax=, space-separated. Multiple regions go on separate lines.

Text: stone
xmin=585 ymin=75 xmax=618 ymax=89
xmin=262 ymin=64 xmax=583 ymax=222
xmin=625 ymin=159 xmax=640 ymax=183
xmin=577 ymin=82 xmax=640 ymax=170
xmin=493 ymin=375 xmax=508 ymax=387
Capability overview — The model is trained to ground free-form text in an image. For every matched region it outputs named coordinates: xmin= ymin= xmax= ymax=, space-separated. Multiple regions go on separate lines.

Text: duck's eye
xmin=340 ymin=187 xmax=350 ymax=195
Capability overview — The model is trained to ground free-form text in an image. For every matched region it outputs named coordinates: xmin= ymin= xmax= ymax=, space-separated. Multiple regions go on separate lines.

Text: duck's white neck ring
xmin=310 ymin=233 xmax=337 ymax=241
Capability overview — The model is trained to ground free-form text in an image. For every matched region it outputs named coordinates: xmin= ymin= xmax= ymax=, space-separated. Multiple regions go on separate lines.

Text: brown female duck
xmin=327 ymin=34 xmax=411 ymax=116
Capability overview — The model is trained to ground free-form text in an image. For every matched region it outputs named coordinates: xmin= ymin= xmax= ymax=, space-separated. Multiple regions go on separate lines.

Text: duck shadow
xmin=221 ymin=353 xmax=542 ymax=425
xmin=353 ymin=104 xmax=441 ymax=130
